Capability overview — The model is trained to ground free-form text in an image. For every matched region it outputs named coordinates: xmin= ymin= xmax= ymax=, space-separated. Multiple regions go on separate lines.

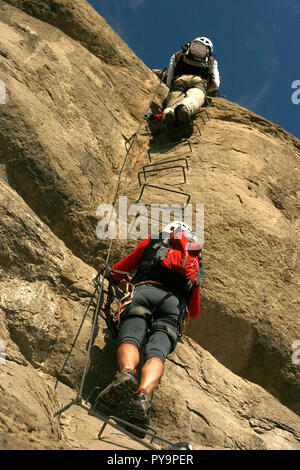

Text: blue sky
xmin=89 ymin=0 xmax=300 ymax=139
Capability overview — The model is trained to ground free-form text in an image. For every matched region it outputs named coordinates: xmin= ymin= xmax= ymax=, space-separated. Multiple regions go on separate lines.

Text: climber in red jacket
xmin=99 ymin=221 xmax=202 ymax=436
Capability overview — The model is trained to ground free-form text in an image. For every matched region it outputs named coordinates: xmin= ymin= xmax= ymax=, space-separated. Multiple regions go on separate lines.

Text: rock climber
xmin=99 ymin=221 xmax=203 ymax=435
xmin=163 ymin=36 xmax=220 ymax=131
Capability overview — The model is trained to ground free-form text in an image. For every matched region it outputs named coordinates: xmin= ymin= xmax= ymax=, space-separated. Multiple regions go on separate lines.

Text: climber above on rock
xmin=99 ymin=221 xmax=203 ymax=436
xmin=163 ymin=36 xmax=220 ymax=131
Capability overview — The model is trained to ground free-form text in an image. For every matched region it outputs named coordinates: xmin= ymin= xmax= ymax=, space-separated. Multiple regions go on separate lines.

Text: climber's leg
xmin=179 ymin=76 xmax=206 ymax=116
xmin=163 ymin=76 xmax=187 ymax=128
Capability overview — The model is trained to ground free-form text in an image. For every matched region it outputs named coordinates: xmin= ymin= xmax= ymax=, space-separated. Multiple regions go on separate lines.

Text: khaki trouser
xmin=163 ymin=75 xmax=206 ymax=119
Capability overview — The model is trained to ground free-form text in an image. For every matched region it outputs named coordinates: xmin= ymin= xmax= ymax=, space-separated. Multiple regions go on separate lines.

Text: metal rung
xmin=138 ymin=164 xmax=186 ymax=187
xmin=197 ymin=113 xmax=206 ymax=125
xmin=199 ymin=109 xmax=211 ymax=121
xmin=193 ymin=122 xmax=202 ymax=136
xmin=87 ymin=404 xmax=158 ymax=450
xmin=136 ymin=184 xmax=191 ymax=205
xmin=148 ymin=139 xmax=192 ymax=162
xmin=53 ymin=397 xmax=82 ymax=418
xmin=86 ymin=393 xmax=165 ymax=447
xmin=195 ymin=109 xmax=211 ymax=124
xmin=97 ymin=414 xmax=174 ymax=447
xmin=139 ymin=157 xmax=189 ymax=186
xmin=52 ymin=392 xmax=186 ymax=450
xmin=142 ymin=157 xmax=189 ymax=173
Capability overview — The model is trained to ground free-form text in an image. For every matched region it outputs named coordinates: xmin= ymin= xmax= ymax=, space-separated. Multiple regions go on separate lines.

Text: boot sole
xmin=126 ymin=408 xmax=150 ymax=439
xmin=97 ymin=375 xmax=137 ymax=407
xmin=128 ymin=401 xmax=150 ymax=422
xmin=164 ymin=113 xmax=175 ymax=129
xmin=176 ymin=107 xmax=191 ymax=128
xmin=175 ymin=107 xmax=193 ymax=138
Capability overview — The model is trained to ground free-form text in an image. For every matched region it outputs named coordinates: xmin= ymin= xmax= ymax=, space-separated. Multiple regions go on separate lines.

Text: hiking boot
xmin=127 ymin=388 xmax=151 ymax=438
xmin=175 ymin=105 xmax=191 ymax=126
xmin=175 ymin=105 xmax=193 ymax=138
xmin=163 ymin=110 xmax=175 ymax=129
xmin=97 ymin=368 xmax=138 ymax=407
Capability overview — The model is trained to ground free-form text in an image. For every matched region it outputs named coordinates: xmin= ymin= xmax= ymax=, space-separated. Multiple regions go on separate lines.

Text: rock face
xmin=156 ymin=338 xmax=300 ymax=450
xmin=0 ymin=0 xmax=300 ymax=450
xmin=0 ymin=0 xmax=162 ymax=264
xmin=1 ymin=176 xmax=299 ymax=450
xmin=182 ymin=98 xmax=300 ymax=414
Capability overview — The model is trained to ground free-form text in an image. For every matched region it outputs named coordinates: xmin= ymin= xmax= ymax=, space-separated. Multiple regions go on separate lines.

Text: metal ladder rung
xmin=196 ymin=109 xmax=211 ymax=123
xmin=192 ymin=122 xmax=201 ymax=136
xmin=201 ymin=109 xmax=211 ymax=121
xmin=142 ymin=156 xmax=189 ymax=173
xmin=136 ymin=184 xmax=191 ymax=205
xmin=87 ymin=388 xmax=166 ymax=447
xmin=138 ymin=157 xmax=189 ymax=186
xmin=148 ymin=139 xmax=192 ymax=162
xmin=97 ymin=413 xmax=174 ymax=447
xmin=138 ymin=164 xmax=187 ymax=187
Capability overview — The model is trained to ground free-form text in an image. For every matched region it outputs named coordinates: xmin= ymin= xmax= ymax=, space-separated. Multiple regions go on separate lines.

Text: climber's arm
xmin=111 ymin=237 xmax=151 ymax=281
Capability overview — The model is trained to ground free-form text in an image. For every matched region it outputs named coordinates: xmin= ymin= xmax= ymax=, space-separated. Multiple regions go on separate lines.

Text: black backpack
xmin=181 ymin=40 xmax=211 ymax=70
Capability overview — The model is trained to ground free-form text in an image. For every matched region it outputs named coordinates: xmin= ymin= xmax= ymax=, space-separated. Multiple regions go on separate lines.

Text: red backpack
xmin=156 ymin=229 xmax=203 ymax=291
xmin=132 ymin=229 xmax=203 ymax=294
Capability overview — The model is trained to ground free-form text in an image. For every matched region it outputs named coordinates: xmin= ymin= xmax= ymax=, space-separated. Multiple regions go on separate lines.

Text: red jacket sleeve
xmin=188 ymin=282 xmax=200 ymax=318
xmin=111 ymin=237 xmax=151 ymax=281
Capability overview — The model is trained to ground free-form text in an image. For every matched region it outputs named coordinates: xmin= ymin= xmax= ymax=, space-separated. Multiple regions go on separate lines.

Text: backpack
xmin=157 ymin=229 xmax=203 ymax=290
xmin=132 ymin=229 xmax=203 ymax=295
xmin=181 ymin=40 xmax=211 ymax=70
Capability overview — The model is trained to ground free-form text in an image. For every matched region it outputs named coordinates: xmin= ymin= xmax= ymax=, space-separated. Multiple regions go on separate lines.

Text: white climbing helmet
xmin=194 ymin=36 xmax=214 ymax=53
xmin=162 ymin=220 xmax=193 ymax=235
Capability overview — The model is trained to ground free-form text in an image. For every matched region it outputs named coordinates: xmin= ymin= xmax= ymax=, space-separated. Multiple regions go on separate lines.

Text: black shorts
xmin=117 ymin=283 xmax=187 ymax=363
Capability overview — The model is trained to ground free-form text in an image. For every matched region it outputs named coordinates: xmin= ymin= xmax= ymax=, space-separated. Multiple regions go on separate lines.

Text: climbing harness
xmin=53 ymin=65 xmax=212 ymax=449
xmin=113 ymin=280 xmax=134 ymax=328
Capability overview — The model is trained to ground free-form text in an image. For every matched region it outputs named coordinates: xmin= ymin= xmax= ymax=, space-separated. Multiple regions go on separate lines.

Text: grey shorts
xmin=117 ymin=283 xmax=187 ymax=363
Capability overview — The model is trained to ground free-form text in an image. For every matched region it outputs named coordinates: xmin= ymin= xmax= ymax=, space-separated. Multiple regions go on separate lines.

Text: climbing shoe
xmin=97 ymin=368 xmax=138 ymax=407
xmin=127 ymin=388 xmax=151 ymax=438
xmin=175 ymin=104 xmax=191 ymax=127
xmin=175 ymin=105 xmax=193 ymax=138
xmin=163 ymin=110 xmax=175 ymax=129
